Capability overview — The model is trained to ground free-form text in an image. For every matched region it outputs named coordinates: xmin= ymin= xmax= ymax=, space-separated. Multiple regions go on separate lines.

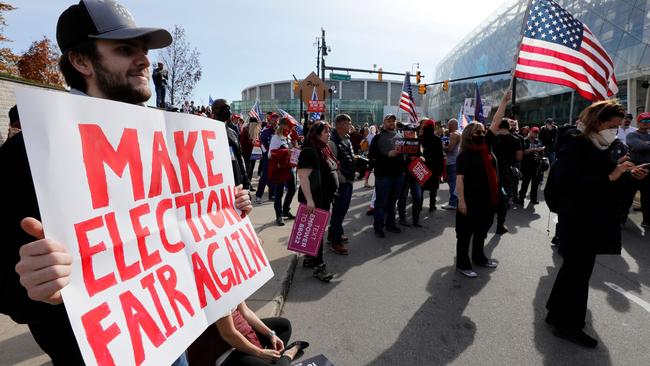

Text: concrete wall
xmin=0 ymin=76 xmax=61 ymax=146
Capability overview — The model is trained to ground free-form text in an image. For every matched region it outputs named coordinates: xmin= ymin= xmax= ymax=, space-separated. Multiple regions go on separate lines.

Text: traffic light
xmin=292 ymin=80 xmax=299 ymax=91
xmin=416 ymin=71 xmax=421 ymax=84
xmin=418 ymin=84 xmax=426 ymax=95
xmin=378 ymin=68 xmax=383 ymax=82
xmin=442 ymin=80 xmax=449 ymax=92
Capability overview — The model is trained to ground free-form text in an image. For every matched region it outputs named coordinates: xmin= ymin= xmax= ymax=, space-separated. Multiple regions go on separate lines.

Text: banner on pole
xmin=16 ymin=87 xmax=274 ymax=366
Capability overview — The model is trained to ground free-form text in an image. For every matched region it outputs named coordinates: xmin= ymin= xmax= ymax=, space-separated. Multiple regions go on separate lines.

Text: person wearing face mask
xmin=616 ymin=113 xmax=636 ymax=142
xmin=454 ymin=122 xmax=500 ymax=278
xmin=212 ymin=99 xmax=251 ymax=191
xmin=620 ymin=112 xmax=650 ymax=227
xmin=545 ymin=100 xmax=648 ymax=348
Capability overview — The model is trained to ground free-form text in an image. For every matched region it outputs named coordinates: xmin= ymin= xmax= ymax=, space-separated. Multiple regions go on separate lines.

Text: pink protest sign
xmin=290 ymin=147 xmax=301 ymax=166
xmin=287 ymin=203 xmax=330 ymax=256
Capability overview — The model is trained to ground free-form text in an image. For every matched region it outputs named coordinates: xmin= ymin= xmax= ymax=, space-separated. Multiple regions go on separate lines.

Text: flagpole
xmin=511 ymin=0 xmax=535 ymax=117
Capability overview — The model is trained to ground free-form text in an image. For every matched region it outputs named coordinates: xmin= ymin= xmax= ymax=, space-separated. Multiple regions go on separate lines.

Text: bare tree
xmin=157 ymin=25 xmax=201 ymax=107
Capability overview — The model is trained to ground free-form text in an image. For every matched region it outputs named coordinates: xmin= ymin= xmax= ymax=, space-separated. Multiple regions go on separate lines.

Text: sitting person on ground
xmin=188 ymin=301 xmax=308 ymax=366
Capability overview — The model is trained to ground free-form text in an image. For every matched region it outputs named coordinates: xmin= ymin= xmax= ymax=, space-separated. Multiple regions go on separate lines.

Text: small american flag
xmin=278 ymin=108 xmax=299 ymax=126
xmin=399 ymin=72 xmax=418 ymax=125
xmin=248 ymin=100 xmax=263 ymax=121
xmin=514 ymin=0 xmax=617 ymax=101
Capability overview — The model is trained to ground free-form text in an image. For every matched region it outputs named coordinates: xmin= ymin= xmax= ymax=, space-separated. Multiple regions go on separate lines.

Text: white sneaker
xmin=441 ymin=204 xmax=457 ymax=210
xmin=456 ymin=268 xmax=478 ymax=278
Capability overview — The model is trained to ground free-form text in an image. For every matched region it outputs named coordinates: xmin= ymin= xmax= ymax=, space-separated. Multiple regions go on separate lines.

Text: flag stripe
xmin=516 ymin=58 xmax=606 ymax=99
xmin=514 ymin=66 xmax=599 ymax=100
xmin=521 ymin=39 xmax=608 ymax=80
xmin=517 ymin=50 xmax=607 ymax=98
xmin=583 ymin=29 xmax=614 ymax=68
xmin=514 ymin=70 xmax=598 ymax=101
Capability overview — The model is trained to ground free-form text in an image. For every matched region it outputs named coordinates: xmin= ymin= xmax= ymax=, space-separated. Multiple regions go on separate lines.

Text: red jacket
xmin=268 ymin=148 xmax=292 ymax=183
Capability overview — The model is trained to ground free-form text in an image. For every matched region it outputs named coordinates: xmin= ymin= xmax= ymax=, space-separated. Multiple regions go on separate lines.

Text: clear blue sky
xmin=5 ymin=0 xmax=507 ymax=106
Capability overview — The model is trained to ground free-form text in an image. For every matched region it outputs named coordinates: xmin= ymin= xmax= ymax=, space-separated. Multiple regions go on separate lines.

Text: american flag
xmin=248 ymin=100 xmax=263 ymax=121
xmin=514 ymin=0 xmax=617 ymax=101
xmin=309 ymin=86 xmax=321 ymax=121
xmin=278 ymin=108 xmax=299 ymax=126
xmin=399 ymin=72 xmax=418 ymax=125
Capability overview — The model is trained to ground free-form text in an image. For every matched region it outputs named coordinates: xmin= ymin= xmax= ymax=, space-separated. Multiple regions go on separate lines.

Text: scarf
xmin=309 ymin=138 xmax=340 ymax=170
xmin=576 ymin=122 xmax=610 ymax=150
xmin=466 ymin=143 xmax=499 ymax=206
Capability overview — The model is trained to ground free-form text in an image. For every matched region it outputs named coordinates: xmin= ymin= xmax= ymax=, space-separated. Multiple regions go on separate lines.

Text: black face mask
xmin=472 ymin=135 xmax=485 ymax=144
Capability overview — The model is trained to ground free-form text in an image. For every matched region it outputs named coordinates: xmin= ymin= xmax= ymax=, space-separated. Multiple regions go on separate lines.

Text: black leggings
xmin=223 ymin=317 xmax=293 ymax=366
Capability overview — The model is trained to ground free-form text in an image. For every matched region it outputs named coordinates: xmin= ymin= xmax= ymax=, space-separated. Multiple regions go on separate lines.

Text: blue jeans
xmin=256 ymin=156 xmax=275 ymax=199
xmin=273 ymin=170 xmax=296 ymax=218
xmin=171 ymin=352 xmax=188 ymax=366
xmin=446 ymin=164 xmax=458 ymax=206
xmin=374 ymin=174 xmax=405 ymax=231
xmin=329 ymin=181 xmax=353 ymax=242
xmin=155 ymin=85 xmax=166 ymax=108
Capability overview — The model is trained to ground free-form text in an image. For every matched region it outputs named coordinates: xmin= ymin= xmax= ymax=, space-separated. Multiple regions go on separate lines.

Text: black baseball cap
xmin=56 ymin=0 xmax=172 ymax=53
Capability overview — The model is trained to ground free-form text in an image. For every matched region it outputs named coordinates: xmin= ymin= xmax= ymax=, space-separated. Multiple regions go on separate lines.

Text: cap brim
xmin=89 ymin=27 xmax=172 ymax=49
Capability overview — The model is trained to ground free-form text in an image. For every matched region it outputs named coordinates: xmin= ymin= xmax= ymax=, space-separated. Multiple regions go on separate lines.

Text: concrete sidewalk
xmin=0 ymin=187 xmax=298 ymax=365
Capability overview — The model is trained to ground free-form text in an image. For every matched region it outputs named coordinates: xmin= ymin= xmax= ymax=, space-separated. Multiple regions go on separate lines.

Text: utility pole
xmin=321 ymin=28 xmax=328 ymax=84
xmin=314 ymin=38 xmax=321 ymax=76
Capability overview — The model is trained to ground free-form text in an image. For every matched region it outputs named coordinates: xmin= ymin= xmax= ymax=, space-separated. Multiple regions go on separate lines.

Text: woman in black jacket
xmin=545 ymin=100 xmax=648 ymax=348
xmin=420 ymin=119 xmax=444 ymax=212
xmin=297 ymin=122 xmax=339 ymax=282
xmin=454 ymin=122 xmax=499 ymax=278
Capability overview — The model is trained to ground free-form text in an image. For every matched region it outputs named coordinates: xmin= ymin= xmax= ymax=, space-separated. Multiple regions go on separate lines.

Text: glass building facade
xmin=427 ymin=0 xmax=650 ymax=125
xmin=233 ymin=78 xmax=425 ymax=124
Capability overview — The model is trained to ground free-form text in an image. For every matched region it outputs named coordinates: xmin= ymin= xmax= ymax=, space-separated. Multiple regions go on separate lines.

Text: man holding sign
xmin=0 ymin=1 xmax=255 ymax=365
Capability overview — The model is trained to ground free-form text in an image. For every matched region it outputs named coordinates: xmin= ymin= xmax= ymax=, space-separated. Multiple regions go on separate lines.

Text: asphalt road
xmin=283 ymin=179 xmax=650 ymax=366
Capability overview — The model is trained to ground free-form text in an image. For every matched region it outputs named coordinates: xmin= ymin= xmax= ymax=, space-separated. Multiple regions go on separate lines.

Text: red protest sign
xmin=16 ymin=87 xmax=274 ymax=366
xmin=307 ymin=100 xmax=326 ymax=113
xmin=408 ymin=159 xmax=432 ymax=186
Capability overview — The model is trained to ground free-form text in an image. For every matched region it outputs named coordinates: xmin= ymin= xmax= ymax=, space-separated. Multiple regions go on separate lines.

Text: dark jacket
xmin=368 ymin=130 xmax=406 ymax=177
xmin=329 ymin=130 xmax=355 ymax=182
xmin=420 ymin=128 xmax=444 ymax=191
xmin=555 ymin=135 xmax=620 ymax=256
xmin=239 ymin=126 xmax=254 ymax=159
xmin=0 ymin=133 xmax=69 ymax=324
xmin=226 ymin=125 xmax=250 ymax=189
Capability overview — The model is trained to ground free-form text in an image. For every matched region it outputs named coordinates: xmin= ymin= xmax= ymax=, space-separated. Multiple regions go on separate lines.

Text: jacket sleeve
xmin=625 ymin=133 xmax=650 ymax=152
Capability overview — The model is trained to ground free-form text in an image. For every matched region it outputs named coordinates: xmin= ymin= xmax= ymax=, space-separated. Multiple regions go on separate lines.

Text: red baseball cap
xmin=421 ymin=119 xmax=435 ymax=128
xmin=638 ymin=112 xmax=650 ymax=123
xmin=530 ymin=127 xmax=540 ymax=133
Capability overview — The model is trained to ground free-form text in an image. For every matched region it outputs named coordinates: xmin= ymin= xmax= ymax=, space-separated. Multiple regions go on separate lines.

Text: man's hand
xmin=15 ymin=218 xmax=72 ymax=305
xmin=631 ymin=166 xmax=649 ymax=180
xmin=235 ymin=185 xmax=253 ymax=217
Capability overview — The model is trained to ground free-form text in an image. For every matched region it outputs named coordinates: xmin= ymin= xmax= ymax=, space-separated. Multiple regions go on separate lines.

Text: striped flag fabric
xmin=514 ymin=0 xmax=618 ymax=101
xmin=309 ymin=86 xmax=321 ymax=121
xmin=248 ymin=100 xmax=263 ymax=121
xmin=399 ymin=72 xmax=418 ymax=125
xmin=278 ymin=108 xmax=299 ymax=126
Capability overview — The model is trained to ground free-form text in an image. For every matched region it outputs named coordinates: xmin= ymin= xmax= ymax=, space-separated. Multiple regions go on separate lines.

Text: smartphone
xmin=636 ymin=163 xmax=650 ymax=169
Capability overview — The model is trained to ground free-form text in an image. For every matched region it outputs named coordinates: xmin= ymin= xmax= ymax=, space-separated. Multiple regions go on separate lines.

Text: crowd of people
xmin=1 ymin=1 xmax=650 ymax=365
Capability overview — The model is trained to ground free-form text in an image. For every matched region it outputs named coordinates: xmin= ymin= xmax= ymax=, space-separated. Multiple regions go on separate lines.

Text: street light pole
xmin=321 ymin=28 xmax=327 ymax=83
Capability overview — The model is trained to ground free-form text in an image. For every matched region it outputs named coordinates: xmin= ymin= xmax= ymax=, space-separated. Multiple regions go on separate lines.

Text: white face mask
xmin=598 ymin=128 xmax=618 ymax=145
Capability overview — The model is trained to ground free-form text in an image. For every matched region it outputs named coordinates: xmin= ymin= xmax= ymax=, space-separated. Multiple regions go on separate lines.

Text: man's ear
xmin=67 ymin=51 xmax=94 ymax=78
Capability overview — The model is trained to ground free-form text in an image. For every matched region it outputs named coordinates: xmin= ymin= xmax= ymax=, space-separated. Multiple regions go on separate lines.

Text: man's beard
xmin=92 ymin=59 xmax=151 ymax=104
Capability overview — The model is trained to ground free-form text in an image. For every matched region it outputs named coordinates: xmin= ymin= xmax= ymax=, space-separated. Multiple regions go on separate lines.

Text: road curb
xmin=271 ymin=253 xmax=298 ymax=317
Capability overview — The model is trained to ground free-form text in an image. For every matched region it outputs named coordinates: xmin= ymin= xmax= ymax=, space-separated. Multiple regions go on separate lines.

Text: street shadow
xmin=286 ymin=182 xmax=449 ymax=302
xmin=365 ymin=265 xmax=493 ymax=365
xmin=0 ymin=330 xmax=51 ymax=366
xmin=533 ymin=250 xmax=613 ymax=366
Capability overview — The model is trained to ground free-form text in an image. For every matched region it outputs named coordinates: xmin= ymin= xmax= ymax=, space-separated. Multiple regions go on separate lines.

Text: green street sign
xmin=330 ymin=73 xmax=351 ymax=81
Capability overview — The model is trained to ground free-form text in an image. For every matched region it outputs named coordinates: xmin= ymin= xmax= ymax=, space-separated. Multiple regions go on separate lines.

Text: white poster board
xmin=16 ymin=87 xmax=273 ymax=366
